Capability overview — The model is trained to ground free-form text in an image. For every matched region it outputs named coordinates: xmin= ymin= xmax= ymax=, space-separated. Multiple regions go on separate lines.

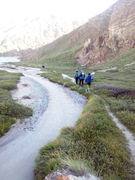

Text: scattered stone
xmin=22 ymin=83 xmax=29 ymax=87
xmin=22 ymin=96 xmax=31 ymax=99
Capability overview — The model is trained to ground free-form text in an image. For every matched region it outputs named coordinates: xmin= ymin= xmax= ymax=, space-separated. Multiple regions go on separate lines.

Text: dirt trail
xmin=94 ymin=95 xmax=135 ymax=176
xmin=104 ymin=100 xmax=135 ymax=173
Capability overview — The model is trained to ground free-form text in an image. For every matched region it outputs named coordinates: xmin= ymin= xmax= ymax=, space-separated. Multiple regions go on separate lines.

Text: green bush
xmin=0 ymin=80 xmax=17 ymax=90
xmin=0 ymin=115 xmax=15 ymax=136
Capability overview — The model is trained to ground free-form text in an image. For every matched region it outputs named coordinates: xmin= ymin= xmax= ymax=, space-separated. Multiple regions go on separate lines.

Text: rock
xmin=76 ymin=0 xmax=135 ymax=66
xmin=44 ymin=169 xmax=77 ymax=180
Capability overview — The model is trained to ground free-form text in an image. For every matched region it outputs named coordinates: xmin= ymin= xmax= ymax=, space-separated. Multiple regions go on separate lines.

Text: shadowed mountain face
xmin=1 ymin=0 xmax=135 ymax=67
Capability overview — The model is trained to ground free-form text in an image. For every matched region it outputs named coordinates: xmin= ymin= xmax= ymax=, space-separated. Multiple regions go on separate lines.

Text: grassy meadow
xmin=16 ymin=46 xmax=135 ymax=179
xmin=0 ymin=70 xmax=33 ymax=136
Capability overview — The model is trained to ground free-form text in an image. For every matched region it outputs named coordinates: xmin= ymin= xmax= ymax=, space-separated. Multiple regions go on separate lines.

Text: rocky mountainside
xmin=0 ymin=16 xmax=83 ymax=56
xmin=21 ymin=0 xmax=135 ymax=66
xmin=73 ymin=0 xmax=135 ymax=66
xmin=75 ymin=0 xmax=135 ymax=66
xmin=1 ymin=0 xmax=135 ymax=67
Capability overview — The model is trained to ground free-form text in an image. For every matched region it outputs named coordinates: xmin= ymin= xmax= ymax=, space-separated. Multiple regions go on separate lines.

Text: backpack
xmin=82 ymin=72 xmax=85 ymax=77
xmin=75 ymin=72 xmax=79 ymax=77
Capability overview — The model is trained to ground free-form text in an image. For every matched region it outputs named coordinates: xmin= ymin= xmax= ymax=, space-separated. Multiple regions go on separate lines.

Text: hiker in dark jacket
xmin=85 ymin=73 xmax=93 ymax=91
xmin=79 ymin=70 xmax=85 ymax=87
xmin=75 ymin=70 xmax=79 ymax=84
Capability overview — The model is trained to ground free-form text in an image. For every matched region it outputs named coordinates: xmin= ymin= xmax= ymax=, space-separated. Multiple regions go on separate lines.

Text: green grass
xmin=17 ymin=46 xmax=135 ymax=129
xmin=0 ymin=70 xmax=33 ymax=136
xmin=0 ymin=70 xmax=21 ymax=90
xmin=94 ymin=88 xmax=135 ymax=135
xmin=61 ymin=157 xmax=90 ymax=176
xmin=91 ymin=48 xmax=135 ymax=89
xmin=30 ymin=49 xmax=135 ymax=136
xmin=34 ymin=95 xmax=131 ymax=180
xmin=15 ymin=43 xmax=135 ymax=179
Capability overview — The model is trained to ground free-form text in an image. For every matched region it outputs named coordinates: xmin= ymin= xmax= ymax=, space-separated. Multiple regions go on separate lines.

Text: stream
xmin=1 ymin=58 xmax=135 ymax=179
xmin=0 ymin=58 xmax=87 ymax=180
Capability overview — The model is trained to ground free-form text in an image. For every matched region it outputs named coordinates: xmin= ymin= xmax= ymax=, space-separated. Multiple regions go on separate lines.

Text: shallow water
xmin=0 ymin=63 xmax=87 ymax=180
xmin=0 ymin=57 xmax=20 ymax=65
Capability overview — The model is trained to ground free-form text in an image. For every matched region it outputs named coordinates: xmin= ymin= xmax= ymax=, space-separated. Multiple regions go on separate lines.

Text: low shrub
xmin=34 ymin=96 xmax=131 ymax=180
xmin=61 ymin=157 xmax=89 ymax=176
xmin=0 ymin=115 xmax=15 ymax=136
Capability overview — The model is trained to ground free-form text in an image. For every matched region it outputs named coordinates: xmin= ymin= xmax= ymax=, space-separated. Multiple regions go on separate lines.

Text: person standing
xmin=85 ymin=73 xmax=94 ymax=91
xmin=75 ymin=70 xmax=79 ymax=84
xmin=79 ymin=70 xmax=85 ymax=87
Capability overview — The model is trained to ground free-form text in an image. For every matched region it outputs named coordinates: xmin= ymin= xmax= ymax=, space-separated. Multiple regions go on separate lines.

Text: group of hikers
xmin=75 ymin=70 xmax=93 ymax=91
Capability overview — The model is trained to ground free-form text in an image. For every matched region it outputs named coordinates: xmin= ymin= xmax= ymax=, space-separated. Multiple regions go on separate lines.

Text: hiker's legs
xmin=87 ymin=84 xmax=90 ymax=91
xmin=87 ymin=83 xmax=91 ymax=91
xmin=76 ymin=77 xmax=78 ymax=84
xmin=75 ymin=77 xmax=77 ymax=84
xmin=79 ymin=79 xmax=82 ymax=86
xmin=82 ymin=79 xmax=84 ymax=87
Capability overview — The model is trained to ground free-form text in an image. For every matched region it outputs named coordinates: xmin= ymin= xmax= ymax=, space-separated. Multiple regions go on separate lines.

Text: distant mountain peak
xmin=0 ymin=15 xmax=84 ymax=55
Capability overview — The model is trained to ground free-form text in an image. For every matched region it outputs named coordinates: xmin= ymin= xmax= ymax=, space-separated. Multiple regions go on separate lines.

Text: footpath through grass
xmin=0 ymin=70 xmax=33 ymax=136
xmin=34 ymin=95 xmax=131 ymax=180
xmin=94 ymin=88 xmax=135 ymax=136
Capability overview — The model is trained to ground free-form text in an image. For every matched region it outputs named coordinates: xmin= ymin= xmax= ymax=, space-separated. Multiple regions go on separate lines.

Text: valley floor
xmin=0 ymin=66 xmax=86 ymax=180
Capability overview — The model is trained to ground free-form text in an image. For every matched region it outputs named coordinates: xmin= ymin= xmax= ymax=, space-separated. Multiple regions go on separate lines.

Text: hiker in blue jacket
xmin=85 ymin=73 xmax=94 ymax=91
xmin=79 ymin=70 xmax=85 ymax=87
xmin=75 ymin=70 xmax=79 ymax=84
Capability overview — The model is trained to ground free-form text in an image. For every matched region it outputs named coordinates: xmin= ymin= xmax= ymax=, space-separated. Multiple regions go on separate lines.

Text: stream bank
xmin=0 ymin=65 xmax=87 ymax=180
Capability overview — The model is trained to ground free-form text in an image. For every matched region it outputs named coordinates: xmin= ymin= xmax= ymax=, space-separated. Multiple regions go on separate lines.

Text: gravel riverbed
xmin=0 ymin=65 xmax=87 ymax=180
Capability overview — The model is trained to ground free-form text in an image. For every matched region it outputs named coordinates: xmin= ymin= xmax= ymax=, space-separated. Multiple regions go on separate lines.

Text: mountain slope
xmin=77 ymin=0 xmax=135 ymax=66
xmin=0 ymin=16 xmax=83 ymax=56
xmin=22 ymin=0 xmax=135 ymax=67
xmin=1 ymin=0 xmax=135 ymax=68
